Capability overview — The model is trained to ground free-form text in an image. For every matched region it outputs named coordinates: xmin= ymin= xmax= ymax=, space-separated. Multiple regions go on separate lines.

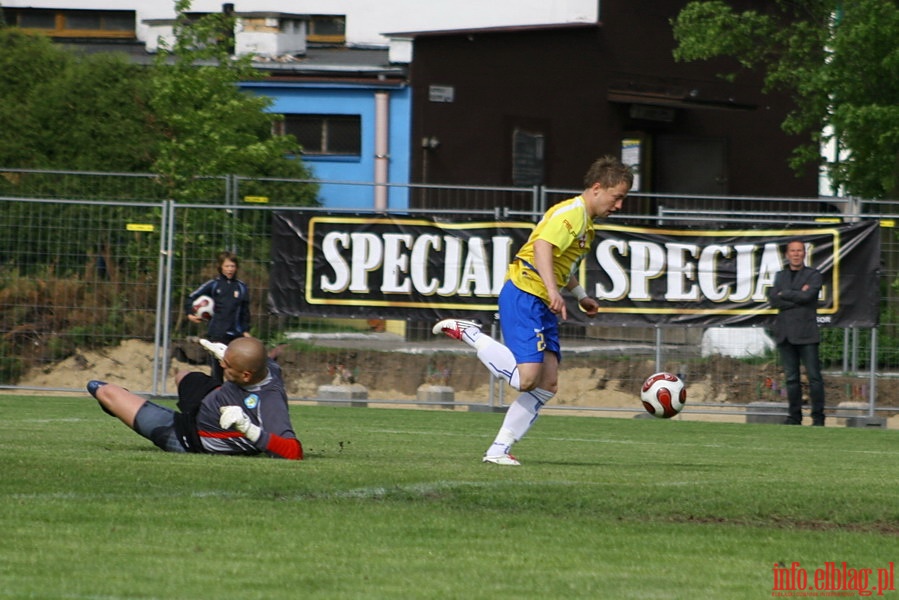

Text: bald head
xmin=223 ymin=337 xmax=268 ymax=385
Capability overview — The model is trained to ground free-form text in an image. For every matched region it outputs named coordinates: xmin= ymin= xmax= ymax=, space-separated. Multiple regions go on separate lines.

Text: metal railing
xmin=0 ymin=171 xmax=895 ymax=424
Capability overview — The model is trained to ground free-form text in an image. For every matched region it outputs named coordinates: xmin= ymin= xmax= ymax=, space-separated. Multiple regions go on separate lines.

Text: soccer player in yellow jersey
xmin=434 ymin=156 xmax=633 ymax=465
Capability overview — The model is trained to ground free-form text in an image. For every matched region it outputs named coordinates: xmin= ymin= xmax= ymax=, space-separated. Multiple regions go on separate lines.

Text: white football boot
xmin=432 ymin=319 xmax=482 ymax=341
xmin=482 ymin=453 xmax=521 ymax=466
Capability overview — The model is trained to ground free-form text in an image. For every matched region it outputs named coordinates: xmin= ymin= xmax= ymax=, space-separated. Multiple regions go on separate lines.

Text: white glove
xmin=219 ymin=406 xmax=262 ymax=443
xmin=199 ymin=339 xmax=227 ymax=361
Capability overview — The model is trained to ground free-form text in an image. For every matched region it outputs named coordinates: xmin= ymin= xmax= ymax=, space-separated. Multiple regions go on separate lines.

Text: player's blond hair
xmin=583 ymin=155 xmax=634 ymax=190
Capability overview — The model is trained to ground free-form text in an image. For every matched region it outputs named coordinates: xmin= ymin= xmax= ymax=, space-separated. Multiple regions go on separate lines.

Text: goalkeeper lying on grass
xmin=87 ymin=336 xmax=303 ymax=460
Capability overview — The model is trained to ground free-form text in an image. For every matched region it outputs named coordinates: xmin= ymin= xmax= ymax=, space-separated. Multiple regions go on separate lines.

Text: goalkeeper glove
xmin=219 ymin=406 xmax=261 ymax=443
xmin=199 ymin=338 xmax=228 ymax=361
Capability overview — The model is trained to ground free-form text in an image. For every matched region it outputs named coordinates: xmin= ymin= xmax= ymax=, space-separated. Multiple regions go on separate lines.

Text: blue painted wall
xmin=242 ymin=81 xmax=411 ymax=210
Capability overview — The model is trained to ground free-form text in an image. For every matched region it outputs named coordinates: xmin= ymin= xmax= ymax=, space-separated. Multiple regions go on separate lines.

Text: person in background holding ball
xmin=186 ymin=251 xmax=251 ymax=385
xmin=767 ymin=238 xmax=826 ymax=426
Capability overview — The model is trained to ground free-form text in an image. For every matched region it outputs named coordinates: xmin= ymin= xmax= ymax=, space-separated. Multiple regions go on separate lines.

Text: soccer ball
xmin=640 ymin=372 xmax=686 ymax=419
xmin=191 ymin=295 xmax=215 ymax=320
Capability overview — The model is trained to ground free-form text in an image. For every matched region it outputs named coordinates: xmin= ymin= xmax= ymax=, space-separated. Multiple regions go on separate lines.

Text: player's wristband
xmin=570 ymin=285 xmax=588 ymax=301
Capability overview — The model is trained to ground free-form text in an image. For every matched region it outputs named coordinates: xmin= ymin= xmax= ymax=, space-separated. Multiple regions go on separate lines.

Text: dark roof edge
xmin=383 ymin=21 xmax=599 ymax=39
xmin=143 ymin=12 xmax=310 ymax=25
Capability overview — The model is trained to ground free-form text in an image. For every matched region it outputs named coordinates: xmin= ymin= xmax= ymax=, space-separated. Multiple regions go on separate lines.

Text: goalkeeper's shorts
xmin=133 ymin=401 xmax=188 ymax=453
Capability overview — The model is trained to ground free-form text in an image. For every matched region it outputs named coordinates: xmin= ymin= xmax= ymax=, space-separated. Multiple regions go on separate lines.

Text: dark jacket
xmin=767 ymin=265 xmax=822 ymax=345
xmin=185 ymin=274 xmax=251 ymax=342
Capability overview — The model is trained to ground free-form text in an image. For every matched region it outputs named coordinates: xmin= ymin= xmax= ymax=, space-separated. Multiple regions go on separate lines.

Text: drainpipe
xmin=374 ymin=91 xmax=389 ymax=211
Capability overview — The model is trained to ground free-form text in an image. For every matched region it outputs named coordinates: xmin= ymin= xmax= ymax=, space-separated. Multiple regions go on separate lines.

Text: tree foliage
xmin=0 ymin=29 xmax=76 ymax=168
xmin=0 ymin=0 xmax=317 ymax=204
xmin=672 ymin=0 xmax=899 ymax=199
xmin=0 ymin=1 xmax=322 ymax=354
xmin=30 ymin=51 xmax=159 ymax=172
xmin=148 ymin=0 xmax=316 ymax=203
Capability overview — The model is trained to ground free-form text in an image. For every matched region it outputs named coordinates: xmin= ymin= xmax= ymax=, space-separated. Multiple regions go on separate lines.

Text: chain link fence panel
xmin=0 ymin=172 xmax=896 ymax=425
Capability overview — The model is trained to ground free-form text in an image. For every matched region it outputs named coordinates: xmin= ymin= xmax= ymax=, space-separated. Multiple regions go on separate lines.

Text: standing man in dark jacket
xmin=767 ymin=239 xmax=826 ymax=426
xmin=186 ymin=251 xmax=251 ymax=384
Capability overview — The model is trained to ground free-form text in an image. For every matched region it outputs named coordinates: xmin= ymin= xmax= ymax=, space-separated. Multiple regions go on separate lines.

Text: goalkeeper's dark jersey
xmin=193 ymin=360 xmax=300 ymax=458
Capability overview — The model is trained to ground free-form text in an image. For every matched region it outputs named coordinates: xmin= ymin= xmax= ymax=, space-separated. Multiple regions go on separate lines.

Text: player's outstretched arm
xmin=198 ymin=339 xmax=227 ymax=361
xmin=219 ymin=406 xmax=303 ymax=460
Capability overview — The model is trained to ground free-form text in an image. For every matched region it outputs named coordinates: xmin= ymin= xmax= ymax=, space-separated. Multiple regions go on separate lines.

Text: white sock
xmin=463 ymin=329 xmax=521 ymax=390
xmin=485 ymin=427 xmax=517 ymax=457
xmin=485 ymin=388 xmax=554 ymax=456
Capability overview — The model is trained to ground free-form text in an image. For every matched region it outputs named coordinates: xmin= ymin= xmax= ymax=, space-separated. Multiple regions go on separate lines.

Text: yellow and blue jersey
xmin=506 ymin=195 xmax=593 ymax=304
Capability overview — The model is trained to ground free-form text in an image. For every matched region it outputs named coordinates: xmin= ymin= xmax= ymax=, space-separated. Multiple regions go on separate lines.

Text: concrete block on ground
xmin=745 ymin=401 xmax=788 ymax=424
xmin=416 ymin=384 xmax=455 ymax=409
xmin=833 ymin=401 xmax=869 ymax=426
xmin=467 ymin=404 xmax=508 ymax=413
xmin=317 ymin=384 xmax=369 ymax=407
xmin=844 ymin=416 xmax=888 ymax=429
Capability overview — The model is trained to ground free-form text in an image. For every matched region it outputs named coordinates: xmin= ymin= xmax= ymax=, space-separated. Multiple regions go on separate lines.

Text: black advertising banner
xmin=270 ymin=212 xmax=881 ymax=328
xmin=269 ymin=213 xmax=534 ymax=324
xmin=586 ymin=220 xmax=880 ymax=327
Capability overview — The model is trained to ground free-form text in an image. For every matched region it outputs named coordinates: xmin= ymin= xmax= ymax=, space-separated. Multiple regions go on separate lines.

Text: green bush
xmin=0 ymin=341 xmax=24 ymax=383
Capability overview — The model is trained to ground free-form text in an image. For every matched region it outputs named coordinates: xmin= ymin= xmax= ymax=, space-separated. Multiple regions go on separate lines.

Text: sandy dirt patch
xmin=12 ymin=340 xmax=898 ymax=429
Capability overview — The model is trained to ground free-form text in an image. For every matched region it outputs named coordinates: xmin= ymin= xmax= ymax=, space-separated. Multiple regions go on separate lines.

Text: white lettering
xmin=731 ymin=244 xmax=756 ymax=302
xmin=436 ymin=237 xmax=462 ymax=295
xmin=317 ymin=230 xmax=517 ymax=298
xmin=349 ymin=232 xmax=382 ymax=293
xmin=410 ymin=234 xmax=441 ymax=295
xmin=382 ymin=233 xmax=413 ymax=293
xmin=593 ymin=240 xmax=795 ymax=304
xmin=492 ymin=236 xmax=514 ymax=294
xmin=755 ymin=243 xmax=783 ymax=301
xmin=317 ymin=229 xmax=805 ymax=307
xmin=320 ymin=232 xmax=350 ymax=292
xmin=697 ymin=244 xmax=731 ymax=302
xmin=594 ymin=239 xmax=628 ymax=300
xmin=666 ymin=243 xmax=700 ymax=301
xmin=629 ymin=241 xmax=666 ymax=301
xmin=457 ymin=237 xmax=491 ymax=296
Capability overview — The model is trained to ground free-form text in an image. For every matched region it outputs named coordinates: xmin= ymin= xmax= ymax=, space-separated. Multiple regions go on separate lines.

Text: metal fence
xmin=1 ymin=169 xmax=896 ymax=425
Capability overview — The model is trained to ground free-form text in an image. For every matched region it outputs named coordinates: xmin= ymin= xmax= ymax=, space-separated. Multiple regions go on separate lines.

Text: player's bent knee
xmin=516 ymin=365 xmax=544 ymax=392
xmin=517 ymin=376 xmax=539 ymax=392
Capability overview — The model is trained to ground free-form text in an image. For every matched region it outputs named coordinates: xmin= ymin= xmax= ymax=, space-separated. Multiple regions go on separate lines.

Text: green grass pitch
xmin=1 ymin=395 xmax=896 ymax=599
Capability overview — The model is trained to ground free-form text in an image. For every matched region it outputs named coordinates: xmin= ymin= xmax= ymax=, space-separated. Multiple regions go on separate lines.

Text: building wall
xmin=244 ymin=81 xmax=412 ymax=209
xmin=1 ymin=0 xmax=598 ymax=47
xmin=598 ymin=0 xmax=816 ymax=198
xmin=408 ymin=6 xmax=818 ymax=200
xmin=4 ymin=0 xmax=821 ymax=203
xmin=411 ymin=25 xmax=613 ymax=189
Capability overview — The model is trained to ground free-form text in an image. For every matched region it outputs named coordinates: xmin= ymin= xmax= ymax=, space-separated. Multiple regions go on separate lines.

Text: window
xmin=512 ymin=129 xmax=545 ymax=186
xmin=281 ymin=114 xmax=361 ymax=157
xmin=280 ymin=19 xmax=304 ymax=34
xmin=307 ymin=15 xmax=346 ymax=44
xmin=3 ymin=8 xmax=135 ymax=38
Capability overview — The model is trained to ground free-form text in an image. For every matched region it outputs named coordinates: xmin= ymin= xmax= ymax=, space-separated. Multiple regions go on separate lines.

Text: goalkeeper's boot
xmin=87 ymin=380 xmax=115 ymax=417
